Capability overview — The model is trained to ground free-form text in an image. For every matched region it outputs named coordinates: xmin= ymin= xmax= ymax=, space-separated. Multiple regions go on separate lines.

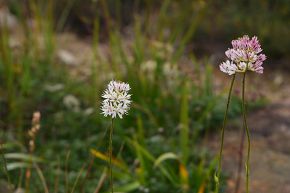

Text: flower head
xmin=220 ymin=35 xmax=266 ymax=75
xmin=101 ymin=80 xmax=131 ymax=119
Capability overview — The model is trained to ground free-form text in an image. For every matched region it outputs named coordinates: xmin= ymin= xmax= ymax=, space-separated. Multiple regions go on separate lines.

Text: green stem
xmin=215 ymin=74 xmax=236 ymax=193
xmin=0 ymin=144 xmax=11 ymax=186
xmin=234 ymin=127 xmax=245 ymax=193
xmin=109 ymin=118 xmax=114 ymax=193
xmin=242 ymin=72 xmax=251 ymax=193
xmin=34 ymin=162 xmax=49 ymax=193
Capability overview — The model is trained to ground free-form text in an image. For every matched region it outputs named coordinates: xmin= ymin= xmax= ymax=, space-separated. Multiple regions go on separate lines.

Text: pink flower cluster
xmin=220 ymin=35 xmax=266 ymax=75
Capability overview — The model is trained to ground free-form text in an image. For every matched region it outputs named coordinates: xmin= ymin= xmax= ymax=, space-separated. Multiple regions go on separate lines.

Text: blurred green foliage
xmin=201 ymin=0 xmax=290 ymax=58
xmin=8 ymin=0 xmax=289 ymax=57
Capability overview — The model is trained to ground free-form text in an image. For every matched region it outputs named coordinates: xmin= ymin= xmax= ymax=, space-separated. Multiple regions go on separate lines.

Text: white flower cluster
xmin=101 ymin=80 xmax=131 ymax=119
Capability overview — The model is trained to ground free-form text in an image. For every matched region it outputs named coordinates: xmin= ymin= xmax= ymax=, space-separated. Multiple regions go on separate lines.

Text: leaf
xmin=214 ymin=173 xmax=219 ymax=183
xmin=90 ymin=149 xmax=127 ymax=171
xmin=179 ymin=163 xmax=189 ymax=191
xmin=180 ymin=80 xmax=190 ymax=164
xmin=4 ymin=153 xmax=44 ymax=163
xmin=6 ymin=162 xmax=31 ymax=171
xmin=126 ymin=139 xmax=155 ymax=161
xmin=127 ymin=139 xmax=179 ymax=186
xmin=179 ymin=163 xmax=189 ymax=183
xmin=198 ymin=182 xmax=206 ymax=193
xmin=0 ymin=142 xmax=24 ymax=150
xmin=114 ymin=181 xmax=141 ymax=192
xmin=154 ymin=152 xmax=179 ymax=168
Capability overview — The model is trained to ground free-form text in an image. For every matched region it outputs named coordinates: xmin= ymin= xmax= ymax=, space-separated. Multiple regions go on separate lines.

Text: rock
xmin=63 ymin=95 xmax=80 ymax=112
xmin=83 ymin=107 xmax=94 ymax=116
xmin=44 ymin=84 xmax=64 ymax=92
xmin=57 ymin=49 xmax=78 ymax=66
xmin=0 ymin=6 xmax=17 ymax=30
xmin=14 ymin=188 xmax=24 ymax=193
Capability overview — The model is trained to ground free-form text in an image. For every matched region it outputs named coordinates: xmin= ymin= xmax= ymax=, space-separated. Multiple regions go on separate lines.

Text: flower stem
xmin=242 ymin=72 xmax=251 ymax=193
xmin=109 ymin=118 xmax=114 ymax=193
xmin=234 ymin=127 xmax=245 ymax=193
xmin=215 ymin=74 xmax=236 ymax=193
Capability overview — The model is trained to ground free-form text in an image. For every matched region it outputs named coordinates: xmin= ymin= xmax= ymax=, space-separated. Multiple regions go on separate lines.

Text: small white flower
xmin=237 ymin=62 xmax=247 ymax=72
xmin=219 ymin=60 xmax=238 ymax=75
xmin=101 ymin=80 xmax=132 ymax=119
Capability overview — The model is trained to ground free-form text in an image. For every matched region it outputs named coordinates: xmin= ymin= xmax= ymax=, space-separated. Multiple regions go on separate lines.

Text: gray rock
xmin=0 ymin=6 xmax=17 ymax=30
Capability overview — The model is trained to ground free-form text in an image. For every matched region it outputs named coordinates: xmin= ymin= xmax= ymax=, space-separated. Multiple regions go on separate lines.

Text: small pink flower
xmin=220 ymin=35 xmax=266 ymax=75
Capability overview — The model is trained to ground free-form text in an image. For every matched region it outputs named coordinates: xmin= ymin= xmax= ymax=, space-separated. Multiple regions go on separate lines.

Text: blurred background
xmin=0 ymin=0 xmax=289 ymax=193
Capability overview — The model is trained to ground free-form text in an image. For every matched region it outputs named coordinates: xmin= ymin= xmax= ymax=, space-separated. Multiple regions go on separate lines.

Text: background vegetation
xmin=0 ymin=0 xmax=288 ymax=192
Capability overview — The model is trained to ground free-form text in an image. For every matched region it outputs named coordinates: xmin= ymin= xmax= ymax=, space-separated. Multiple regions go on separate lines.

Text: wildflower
xmin=220 ymin=35 xmax=266 ymax=75
xmin=101 ymin=80 xmax=131 ymax=119
xmin=220 ymin=60 xmax=238 ymax=75
xmin=216 ymin=35 xmax=266 ymax=193
xmin=101 ymin=81 xmax=131 ymax=193
xmin=28 ymin=111 xmax=41 ymax=153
